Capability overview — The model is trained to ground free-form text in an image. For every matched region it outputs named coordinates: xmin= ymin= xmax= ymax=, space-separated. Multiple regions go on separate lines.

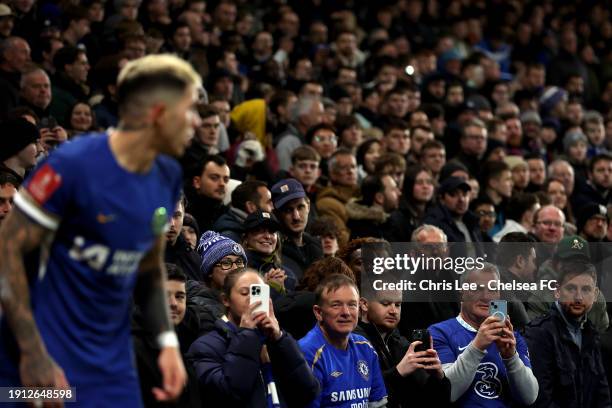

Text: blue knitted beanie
xmin=197 ymin=231 xmax=247 ymax=278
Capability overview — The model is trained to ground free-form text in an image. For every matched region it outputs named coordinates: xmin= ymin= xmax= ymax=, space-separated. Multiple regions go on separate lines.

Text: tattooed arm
xmin=0 ymin=200 xmax=69 ymax=394
xmin=134 ymin=235 xmax=186 ymax=401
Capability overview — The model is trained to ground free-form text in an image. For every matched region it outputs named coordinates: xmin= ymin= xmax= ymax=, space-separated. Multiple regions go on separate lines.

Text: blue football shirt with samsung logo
xmin=299 ymin=324 xmax=387 ymax=408
xmin=0 ymin=133 xmax=182 ymax=406
xmin=429 ymin=316 xmax=531 ymax=407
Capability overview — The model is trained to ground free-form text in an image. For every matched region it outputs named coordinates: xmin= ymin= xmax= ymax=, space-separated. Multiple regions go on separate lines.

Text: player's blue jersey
xmin=429 ymin=316 xmax=532 ymax=407
xmin=299 ymin=324 xmax=387 ymax=408
xmin=0 ymin=133 xmax=181 ymax=400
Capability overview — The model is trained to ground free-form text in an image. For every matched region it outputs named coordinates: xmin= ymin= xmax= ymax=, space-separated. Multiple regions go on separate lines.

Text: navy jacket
xmin=187 ymin=318 xmax=320 ymax=408
xmin=525 ymin=304 xmax=611 ymax=407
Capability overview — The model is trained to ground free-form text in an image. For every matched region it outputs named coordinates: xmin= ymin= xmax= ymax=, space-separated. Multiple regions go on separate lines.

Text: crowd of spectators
xmin=2 ymin=0 xmax=612 ymax=406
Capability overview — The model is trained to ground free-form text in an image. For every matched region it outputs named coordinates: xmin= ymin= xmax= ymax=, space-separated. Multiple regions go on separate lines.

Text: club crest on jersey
xmin=356 ymin=360 xmax=369 ymax=381
xmin=151 ymin=207 xmax=167 ymax=234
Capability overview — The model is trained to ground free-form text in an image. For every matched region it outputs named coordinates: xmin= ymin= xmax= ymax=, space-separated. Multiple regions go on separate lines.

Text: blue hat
xmin=271 ymin=178 xmax=306 ymax=209
xmin=197 ymin=231 xmax=247 ymax=278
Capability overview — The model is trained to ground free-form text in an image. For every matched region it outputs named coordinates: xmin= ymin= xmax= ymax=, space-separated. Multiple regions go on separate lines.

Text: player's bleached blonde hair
xmin=116 ymin=54 xmax=202 ymax=113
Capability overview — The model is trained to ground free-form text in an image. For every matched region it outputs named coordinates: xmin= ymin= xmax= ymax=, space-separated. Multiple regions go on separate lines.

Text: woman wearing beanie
xmin=241 ymin=210 xmax=297 ymax=298
xmin=188 ymin=268 xmax=320 ymax=407
xmin=186 ymin=231 xmax=248 ymax=334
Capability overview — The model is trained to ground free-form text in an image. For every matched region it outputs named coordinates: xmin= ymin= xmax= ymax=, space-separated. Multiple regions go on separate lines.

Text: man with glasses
xmin=531 ymin=205 xmax=566 ymax=244
xmin=306 ymin=123 xmax=338 ymax=166
xmin=452 ymin=119 xmax=488 ymax=178
xmin=525 ymin=261 xmax=611 ymax=407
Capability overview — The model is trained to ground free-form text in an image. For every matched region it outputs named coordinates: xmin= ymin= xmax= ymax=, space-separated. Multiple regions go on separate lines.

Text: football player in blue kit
xmin=0 ymin=54 xmax=203 ymax=406
xmin=299 ymin=274 xmax=388 ymax=408
xmin=429 ymin=263 xmax=538 ymax=407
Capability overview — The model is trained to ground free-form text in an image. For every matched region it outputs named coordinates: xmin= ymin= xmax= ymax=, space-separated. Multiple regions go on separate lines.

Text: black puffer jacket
xmin=187 ymin=318 xmax=320 ymax=408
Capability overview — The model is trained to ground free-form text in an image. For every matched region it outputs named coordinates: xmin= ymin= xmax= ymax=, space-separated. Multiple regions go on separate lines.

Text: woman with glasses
xmin=187 ymin=231 xmax=248 ymax=333
xmin=386 ymin=165 xmax=435 ymax=242
xmin=188 ymin=268 xmax=320 ymax=407
xmin=241 ymin=210 xmax=297 ymax=298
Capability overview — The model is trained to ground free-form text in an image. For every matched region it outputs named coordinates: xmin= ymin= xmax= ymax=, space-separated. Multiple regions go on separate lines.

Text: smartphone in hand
xmin=489 ymin=300 xmax=507 ymax=323
xmin=250 ymin=284 xmax=270 ymax=316
xmin=411 ymin=329 xmax=432 ymax=353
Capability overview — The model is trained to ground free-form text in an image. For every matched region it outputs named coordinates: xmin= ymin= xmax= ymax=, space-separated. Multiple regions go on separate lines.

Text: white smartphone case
xmin=250 ymin=284 xmax=270 ymax=315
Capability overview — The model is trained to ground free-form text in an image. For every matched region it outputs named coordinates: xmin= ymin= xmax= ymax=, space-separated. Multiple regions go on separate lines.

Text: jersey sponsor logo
xmin=458 ymin=344 xmax=469 ymax=352
xmin=69 ymin=235 xmax=143 ymax=275
xmin=474 ymin=362 xmax=502 ymax=399
xmin=330 ymin=387 xmax=370 ymax=402
xmin=356 ymin=360 xmax=369 ymax=381
xmin=27 ymin=163 xmax=62 ymax=204
xmin=330 ymin=371 xmax=343 ymax=378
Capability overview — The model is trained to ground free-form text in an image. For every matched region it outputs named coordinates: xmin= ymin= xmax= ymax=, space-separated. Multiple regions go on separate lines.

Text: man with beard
xmin=165 ymin=194 xmax=201 ymax=281
xmin=272 ymin=178 xmax=323 ymax=280
xmin=346 ymin=174 xmax=400 ymax=240
xmin=525 ymin=262 xmax=611 ymax=407
xmin=572 ymin=153 xmax=612 ymax=210
xmin=423 ymin=177 xmax=483 ymax=253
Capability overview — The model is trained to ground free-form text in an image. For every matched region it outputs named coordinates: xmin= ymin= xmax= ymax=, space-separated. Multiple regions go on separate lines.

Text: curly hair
xmin=296 ymin=257 xmax=355 ymax=292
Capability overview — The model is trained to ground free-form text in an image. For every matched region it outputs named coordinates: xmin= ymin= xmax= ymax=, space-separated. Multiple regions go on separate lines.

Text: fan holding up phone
xmin=356 ymin=288 xmax=451 ymax=406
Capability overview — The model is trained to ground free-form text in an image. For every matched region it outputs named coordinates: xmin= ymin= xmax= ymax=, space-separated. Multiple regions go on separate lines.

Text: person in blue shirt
xmin=429 ymin=263 xmax=539 ymax=407
xmin=0 ymin=54 xmax=203 ymax=407
xmin=299 ymin=273 xmax=388 ymax=408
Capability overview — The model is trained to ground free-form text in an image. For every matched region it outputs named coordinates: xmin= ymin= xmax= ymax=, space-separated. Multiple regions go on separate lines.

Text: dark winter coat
xmin=187 ymin=318 xmax=320 ymax=407
xmin=524 ymin=304 xmax=611 ymax=407
xmin=355 ymin=320 xmax=452 ymax=408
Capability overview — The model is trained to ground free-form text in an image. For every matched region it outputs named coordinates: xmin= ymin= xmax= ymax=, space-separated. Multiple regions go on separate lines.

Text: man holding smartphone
xmin=429 ymin=263 xmax=538 ymax=407
xmin=356 ymin=288 xmax=451 ymax=407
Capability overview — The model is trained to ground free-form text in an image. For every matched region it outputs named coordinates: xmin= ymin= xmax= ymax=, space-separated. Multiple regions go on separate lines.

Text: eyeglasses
xmin=215 ymin=258 xmax=245 ymax=270
xmin=536 ymin=220 xmax=564 ymax=228
xmin=476 ymin=210 xmax=496 ymax=218
xmin=314 ymin=135 xmax=337 ymax=144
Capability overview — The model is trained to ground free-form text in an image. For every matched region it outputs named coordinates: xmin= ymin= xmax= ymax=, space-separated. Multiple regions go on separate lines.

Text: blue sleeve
xmin=429 ymin=323 xmax=456 ymax=364
xmin=369 ymin=350 xmax=388 ymax=402
xmin=21 ymin=151 xmax=76 ymax=222
xmin=515 ymin=331 xmax=532 ymax=368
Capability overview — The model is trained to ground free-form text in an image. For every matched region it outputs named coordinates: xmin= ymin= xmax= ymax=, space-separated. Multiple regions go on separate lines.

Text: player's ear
xmin=149 ymin=102 xmax=167 ymax=125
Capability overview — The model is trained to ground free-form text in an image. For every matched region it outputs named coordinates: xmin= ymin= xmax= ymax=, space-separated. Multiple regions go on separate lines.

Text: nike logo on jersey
xmin=97 ymin=213 xmax=116 ymax=224
xmin=458 ymin=345 xmax=469 ymax=352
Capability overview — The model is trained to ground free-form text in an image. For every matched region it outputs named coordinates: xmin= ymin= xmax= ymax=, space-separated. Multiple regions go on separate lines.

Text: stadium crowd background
xmin=2 ymin=0 xmax=612 ymax=406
